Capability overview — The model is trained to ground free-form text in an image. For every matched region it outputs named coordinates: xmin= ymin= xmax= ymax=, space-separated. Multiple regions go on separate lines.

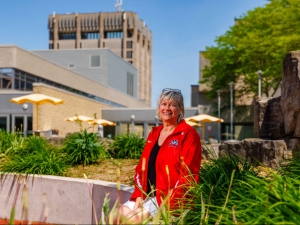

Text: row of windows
xmin=81 ymin=32 xmax=100 ymax=40
xmin=0 ymin=68 xmax=125 ymax=108
xmin=58 ymin=32 xmax=123 ymax=40
xmin=59 ymin=33 xmax=76 ymax=40
xmin=105 ymin=31 xmax=123 ymax=39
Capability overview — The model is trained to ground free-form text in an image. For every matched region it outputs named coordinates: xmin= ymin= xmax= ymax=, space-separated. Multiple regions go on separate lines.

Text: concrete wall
xmin=0 ymin=174 xmax=133 ymax=224
xmin=32 ymin=49 xmax=138 ymax=98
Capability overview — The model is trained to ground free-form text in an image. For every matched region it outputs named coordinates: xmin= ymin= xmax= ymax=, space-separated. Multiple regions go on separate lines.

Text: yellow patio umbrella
xmin=185 ymin=114 xmax=224 ymax=139
xmin=65 ymin=115 xmax=97 ymax=132
xmin=10 ymin=93 xmax=64 ymax=130
xmin=87 ymin=119 xmax=116 ymax=126
xmin=185 ymin=120 xmax=202 ymax=127
xmin=65 ymin=115 xmax=95 ymax=123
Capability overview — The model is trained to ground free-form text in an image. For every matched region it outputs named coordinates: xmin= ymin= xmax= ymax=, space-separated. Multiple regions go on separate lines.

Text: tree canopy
xmin=201 ymin=0 xmax=300 ymax=102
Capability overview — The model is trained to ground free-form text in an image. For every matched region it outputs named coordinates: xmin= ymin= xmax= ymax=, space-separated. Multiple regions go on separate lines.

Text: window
xmin=58 ymin=33 xmax=76 ymax=40
xmin=127 ymin=41 xmax=133 ymax=49
xmin=0 ymin=117 xmax=7 ymax=131
xmin=127 ymin=30 xmax=133 ymax=38
xmin=105 ymin=31 xmax=123 ymax=39
xmin=126 ymin=51 xmax=133 ymax=59
xmin=0 ymin=69 xmax=12 ymax=89
xmin=127 ymin=72 xmax=134 ymax=96
xmin=90 ymin=55 xmax=101 ymax=68
xmin=81 ymin=32 xmax=100 ymax=39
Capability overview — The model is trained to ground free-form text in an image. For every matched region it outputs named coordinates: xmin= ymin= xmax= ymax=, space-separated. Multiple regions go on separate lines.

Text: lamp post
xmin=217 ymin=90 xmax=221 ymax=142
xmin=155 ymin=115 xmax=159 ymax=127
xmin=256 ymin=70 xmax=262 ymax=97
xmin=130 ymin=115 xmax=135 ymax=133
xmin=229 ymin=82 xmax=234 ymax=140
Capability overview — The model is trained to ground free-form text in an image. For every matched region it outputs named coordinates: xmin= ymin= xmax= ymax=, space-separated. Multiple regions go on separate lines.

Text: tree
xmin=201 ymin=0 xmax=300 ymax=102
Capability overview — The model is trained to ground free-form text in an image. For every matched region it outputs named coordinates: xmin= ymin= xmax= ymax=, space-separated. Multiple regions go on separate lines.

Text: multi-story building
xmin=48 ymin=11 xmax=152 ymax=105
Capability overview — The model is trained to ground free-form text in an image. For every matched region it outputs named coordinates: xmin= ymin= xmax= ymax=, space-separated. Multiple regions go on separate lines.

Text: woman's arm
xmin=170 ymin=129 xmax=202 ymax=208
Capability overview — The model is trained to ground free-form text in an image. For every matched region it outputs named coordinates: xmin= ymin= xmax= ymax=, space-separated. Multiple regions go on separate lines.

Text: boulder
xmin=281 ymin=51 xmax=300 ymax=137
xmin=254 ymin=96 xmax=285 ymax=139
xmin=219 ymin=139 xmax=288 ymax=168
xmin=202 ymin=143 xmax=220 ymax=160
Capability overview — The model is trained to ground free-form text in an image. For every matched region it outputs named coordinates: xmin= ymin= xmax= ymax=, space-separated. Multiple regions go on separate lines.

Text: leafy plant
xmin=62 ymin=129 xmax=107 ymax=167
xmin=1 ymin=136 xmax=66 ymax=176
xmin=109 ymin=133 xmax=145 ymax=159
xmin=0 ymin=130 xmax=24 ymax=156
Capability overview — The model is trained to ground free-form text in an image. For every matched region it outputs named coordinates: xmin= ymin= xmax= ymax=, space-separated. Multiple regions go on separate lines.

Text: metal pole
xmin=229 ymin=82 xmax=234 ymax=140
xmin=256 ymin=70 xmax=262 ymax=97
xmin=217 ymin=90 xmax=221 ymax=142
xmin=155 ymin=115 xmax=159 ymax=127
xmin=131 ymin=115 xmax=135 ymax=133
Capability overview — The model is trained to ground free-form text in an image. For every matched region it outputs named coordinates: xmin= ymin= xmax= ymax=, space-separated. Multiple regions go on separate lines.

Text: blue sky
xmin=0 ymin=0 xmax=267 ymax=107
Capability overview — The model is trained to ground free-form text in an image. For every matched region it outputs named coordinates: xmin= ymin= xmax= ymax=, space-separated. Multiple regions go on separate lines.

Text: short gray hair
xmin=156 ymin=89 xmax=185 ymax=123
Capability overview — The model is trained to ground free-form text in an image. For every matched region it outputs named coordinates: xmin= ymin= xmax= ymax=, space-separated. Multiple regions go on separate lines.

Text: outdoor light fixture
xmin=22 ymin=103 xmax=28 ymax=111
xmin=229 ymin=82 xmax=234 ymax=140
xmin=131 ymin=115 xmax=135 ymax=133
xmin=256 ymin=70 xmax=263 ymax=97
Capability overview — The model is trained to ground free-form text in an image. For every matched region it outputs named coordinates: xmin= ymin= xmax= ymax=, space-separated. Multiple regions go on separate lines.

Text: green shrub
xmin=0 ymin=130 xmax=24 ymax=156
xmin=109 ymin=133 xmax=145 ymax=159
xmin=278 ymin=153 xmax=300 ymax=180
xmin=1 ymin=136 xmax=66 ymax=176
xmin=173 ymin=151 xmax=300 ymax=225
xmin=178 ymin=152 xmax=260 ymax=225
xmin=62 ymin=129 xmax=107 ymax=167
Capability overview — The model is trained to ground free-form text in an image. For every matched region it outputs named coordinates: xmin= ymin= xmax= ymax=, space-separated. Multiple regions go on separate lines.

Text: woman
xmin=112 ymin=88 xmax=202 ymax=224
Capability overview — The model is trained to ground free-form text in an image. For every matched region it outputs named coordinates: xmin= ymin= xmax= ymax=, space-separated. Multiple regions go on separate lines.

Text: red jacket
xmin=129 ymin=119 xmax=202 ymax=209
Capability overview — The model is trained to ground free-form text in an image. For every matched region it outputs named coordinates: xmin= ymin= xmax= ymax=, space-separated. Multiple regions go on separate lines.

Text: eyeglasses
xmin=162 ymin=88 xmax=181 ymax=94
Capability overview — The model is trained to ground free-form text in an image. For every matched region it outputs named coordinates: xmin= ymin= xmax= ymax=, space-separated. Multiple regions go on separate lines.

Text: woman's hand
xmin=133 ymin=197 xmax=143 ymax=210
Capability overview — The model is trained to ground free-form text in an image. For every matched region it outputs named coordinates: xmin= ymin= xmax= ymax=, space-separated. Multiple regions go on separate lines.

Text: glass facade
xmin=0 ymin=68 xmax=13 ymax=89
xmin=0 ymin=68 xmax=125 ymax=108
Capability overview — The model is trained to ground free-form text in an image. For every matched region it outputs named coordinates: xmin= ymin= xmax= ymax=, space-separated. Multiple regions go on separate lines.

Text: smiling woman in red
xmin=111 ymin=88 xmax=202 ymax=224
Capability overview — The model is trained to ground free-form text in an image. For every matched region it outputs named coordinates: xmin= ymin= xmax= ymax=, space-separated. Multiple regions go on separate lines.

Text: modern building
xmin=0 ymin=45 xmax=200 ymax=138
xmin=48 ymin=11 xmax=152 ymax=105
xmin=0 ymin=45 xmax=148 ymax=136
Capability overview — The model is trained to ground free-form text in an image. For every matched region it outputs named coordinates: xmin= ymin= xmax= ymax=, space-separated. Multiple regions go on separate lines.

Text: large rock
xmin=219 ymin=139 xmax=288 ymax=168
xmin=281 ymin=51 xmax=300 ymax=137
xmin=254 ymin=96 xmax=285 ymax=139
xmin=202 ymin=143 xmax=220 ymax=160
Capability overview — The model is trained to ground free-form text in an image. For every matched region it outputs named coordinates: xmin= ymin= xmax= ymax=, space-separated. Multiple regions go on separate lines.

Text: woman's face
xmin=159 ymin=98 xmax=181 ymax=124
